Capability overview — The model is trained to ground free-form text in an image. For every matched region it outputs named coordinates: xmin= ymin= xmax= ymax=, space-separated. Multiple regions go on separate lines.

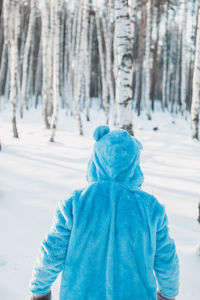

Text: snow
xmin=0 ymin=104 xmax=200 ymax=299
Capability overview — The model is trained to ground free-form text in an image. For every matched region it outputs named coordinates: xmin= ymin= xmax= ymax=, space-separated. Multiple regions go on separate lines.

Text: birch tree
xmin=115 ymin=0 xmax=134 ymax=135
xmin=71 ymin=0 xmax=81 ymax=115
xmin=181 ymin=0 xmax=187 ymax=118
xmin=162 ymin=2 xmax=169 ymax=111
xmin=41 ymin=0 xmax=51 ymax=129
xmin=34 ymin=32 xmax=42 ymax=108
xmin=86 ymin=13 xmax=94 ymax=121
xmin=174 ymin=25 xmax=181 ymax=113
xmin=62 ymin=3 xmax=70 ymax=111
xmin=3 ymin=0 xmax=20 ymax=138
xmin=20 ymin=0 xmax=36 ymax=118
xmin=102 ymin=0 xmax=115 ymax=112
xmin=144 ymin=0 xmax=151 ymax=120
xmin=136 ymin=0 xmax=146 ymax=116
xmin=50 ymin=0 xmax=61 ymax=142
xmin=95 ymin=9 xmax=109 ymax=123
xmin=74 ymin=0 xmax=88 ymax=135
xmin=151 ymin=1 xmax=162 ymax=110
xmin=0 ymin=43 xmax=8 ymax=96
xmin=65 ymin=12 xmax=73 ymax=114
xmin=191 ymin=1 xmax=200 ymax=140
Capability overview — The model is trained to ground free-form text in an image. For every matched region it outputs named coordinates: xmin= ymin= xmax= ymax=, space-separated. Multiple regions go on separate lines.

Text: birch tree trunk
xmin=27 ymin=42 xmax=35 ymax=108
xmin=47 ymin=0 xmax=54 ymax=117
xmin=115 ymin=0 xmax=134 ymax=135
xmin=10 ymin=40 xmax=19 ymax=138
xmin=113 ymin=23 xmax=118 ymax=124
xmin=144 ymin=0 xmax=151 ymax=120
xmin=128 ymin=0 xmax=137 ymax=48
xmin=20 ymin=0 xmax=36 ymax=118
xmin=95 ymin=9 xmax=109 ymax=124
xmin=0 ymin=43 xmax=8 ymax=95
xmin=174 ymin=26 xmax=181 ymax=113
xmin=102 ymin=2 xmax=115 ymax=113
xmin=133 ymin=62 xmax=139 ymax=108
xmin=5 ymin=0 xmax=21 ymax=138
xmin=162 ymin=3 xmax=169 ymax=111
xmin=136 ymin=0 xmax=146 ymax=116
xmin=62 ymin=4 xmax=69 ymax=111
xmin=151 ymin=2 xmax=161 ymax=110
xmin=191 ymin=2 xmax=200 ymax=140
xmin=74 ymin=0 xmax=87 ymax=135
xmin=34 ymin=33 xmax=42 ymax=108
xmin=181 ymin=0 xmax=187 ymax=118
xmin=41 ymin=0 xmax=50 ymax=128
xmin=85 ymin=14 xmax=94 ymax=121
xmin=66 ymin=13 xmax=73 ymax=115
xmin=4 ymin=56 xmax=10 ymax=100
xmin=59 ymin=4 xmax=65 ymax=108
xmin=50 ymin=0 xmax=61 ymax=142
xmin=70 ymin=5 xmax=79 ymax=115
xmin=2 ymin=0 xmax=9 ymax=100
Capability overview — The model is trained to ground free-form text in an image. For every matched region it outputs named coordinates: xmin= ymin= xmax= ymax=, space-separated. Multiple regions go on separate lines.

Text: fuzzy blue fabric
xmin=30 ymin=126 xmax=179 ymax=300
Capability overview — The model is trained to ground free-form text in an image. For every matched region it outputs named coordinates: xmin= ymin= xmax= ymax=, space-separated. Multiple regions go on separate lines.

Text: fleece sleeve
xmin=29 ymin=193 xmax=75 ymax=296
xmin=154 ymin=204 xmax=179 ymax=299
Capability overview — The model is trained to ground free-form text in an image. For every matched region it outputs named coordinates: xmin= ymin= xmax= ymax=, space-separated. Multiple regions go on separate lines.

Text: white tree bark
xmin=128 ymin=0 xmax=137 ymax=81
xmin=20 ymin=0 xmax=36 ymax=118
xmin=181 ymin=0 xmax=187 ymax=118
xmin=10 ymin=39 xmax=19 ymax=138
xmin=174 ymin=24 xmax=181 ymax=113
xmin=113 ymin=25 xmax=118 ymax=125
xmin=115 ymin=0 xmax=134 ymax=135
xmin=4 ymin=0 xmax=20 ymax=138
xmin=72 ymin=0 xmax=82 ymax=118
xmin=66 ymin=13 xmax=73 ymax=115
xmin=34 ymin=34 xmax=42 ymax=108
xmin=0 ymin=43 xmax=8 ymax=95
xmin=50 ymin=0 xmax=61 ymax=142
xmin=133 ymin=62 xmax=139 ymax=108
xmin=128 ymin=0 xmax=137 ymax=45
xmin=47 ymin=0 xmax=54 ymax=117
xmin=85 ymin=14 xmax=94 ymax=121
xmin=59 ymin=4 xmax=65 ymax=108
xmin=2 ymin=0 xmax=10 ymax=101
xmin=4 ymin=56 xmax=10 ymax=100
xmin=95 ymin=9 xmax=109 ymax=124
xmin=41 ymin=0 xmax=50 ymax=128
xmin=74 ymin=0 xmax=89 ymax=135
xmin=102 ymin=12 xmax=114 ymax=113
xmin=162 ymin=4 xmax=168 ymax=111
xmin=27 ymin=42 xmax=35 ymax=108
xmin=144 ymin=0 xmax=151 ymax=120
xmin=191 ymin=2 xmax=200 ymax=140
xmin=62 ymin=4 xmax=69 ymax=111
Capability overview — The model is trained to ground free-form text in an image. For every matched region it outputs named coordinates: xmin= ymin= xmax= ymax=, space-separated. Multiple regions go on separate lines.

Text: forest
xmin=0 ymin=0 xmax=200 ymax=143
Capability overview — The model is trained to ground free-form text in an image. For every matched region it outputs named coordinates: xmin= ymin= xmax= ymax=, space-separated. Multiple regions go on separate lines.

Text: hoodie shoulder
xmin=60 ymin=189 xmax=84 ymax=211
xmin=134 ymin=190 xmax=166 ymax=219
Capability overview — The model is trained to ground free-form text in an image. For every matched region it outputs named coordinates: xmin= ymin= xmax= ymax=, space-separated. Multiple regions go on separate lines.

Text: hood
xmin=87 ymin=126 xmax=144 ymax=191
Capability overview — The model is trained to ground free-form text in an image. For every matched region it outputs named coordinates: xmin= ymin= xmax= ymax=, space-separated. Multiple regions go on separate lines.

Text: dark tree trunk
xmin=151 ymin=2 xmax=161 ymax=111
xmin=136 ymin=0 xmax=146 ymax=116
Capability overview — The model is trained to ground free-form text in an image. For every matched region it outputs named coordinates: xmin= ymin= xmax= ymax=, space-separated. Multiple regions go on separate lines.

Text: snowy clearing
xmin=0 ymin=106 xmax=200 ymax=300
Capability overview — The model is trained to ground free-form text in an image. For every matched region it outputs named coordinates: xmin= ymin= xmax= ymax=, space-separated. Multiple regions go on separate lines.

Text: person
xmin=29 ymin=126 xmax=179 ymax=300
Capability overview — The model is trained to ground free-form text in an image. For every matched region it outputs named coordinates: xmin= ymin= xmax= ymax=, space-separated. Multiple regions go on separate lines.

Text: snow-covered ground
xmin=0 ymin=105 xmax=200 ymax=299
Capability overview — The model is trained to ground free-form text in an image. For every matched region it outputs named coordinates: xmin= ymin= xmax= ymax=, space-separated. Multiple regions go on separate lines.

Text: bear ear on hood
xmin=93 ymin=126 xmax=110 ymax=142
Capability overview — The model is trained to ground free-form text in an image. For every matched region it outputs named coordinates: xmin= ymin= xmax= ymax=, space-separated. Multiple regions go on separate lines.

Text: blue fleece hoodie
xmin=30 ymin=126 xmax=179 ymax=300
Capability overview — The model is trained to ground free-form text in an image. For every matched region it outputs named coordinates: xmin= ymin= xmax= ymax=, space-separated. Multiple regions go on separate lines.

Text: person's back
xmin=30 ymin=126 xmax=179 ymax=300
